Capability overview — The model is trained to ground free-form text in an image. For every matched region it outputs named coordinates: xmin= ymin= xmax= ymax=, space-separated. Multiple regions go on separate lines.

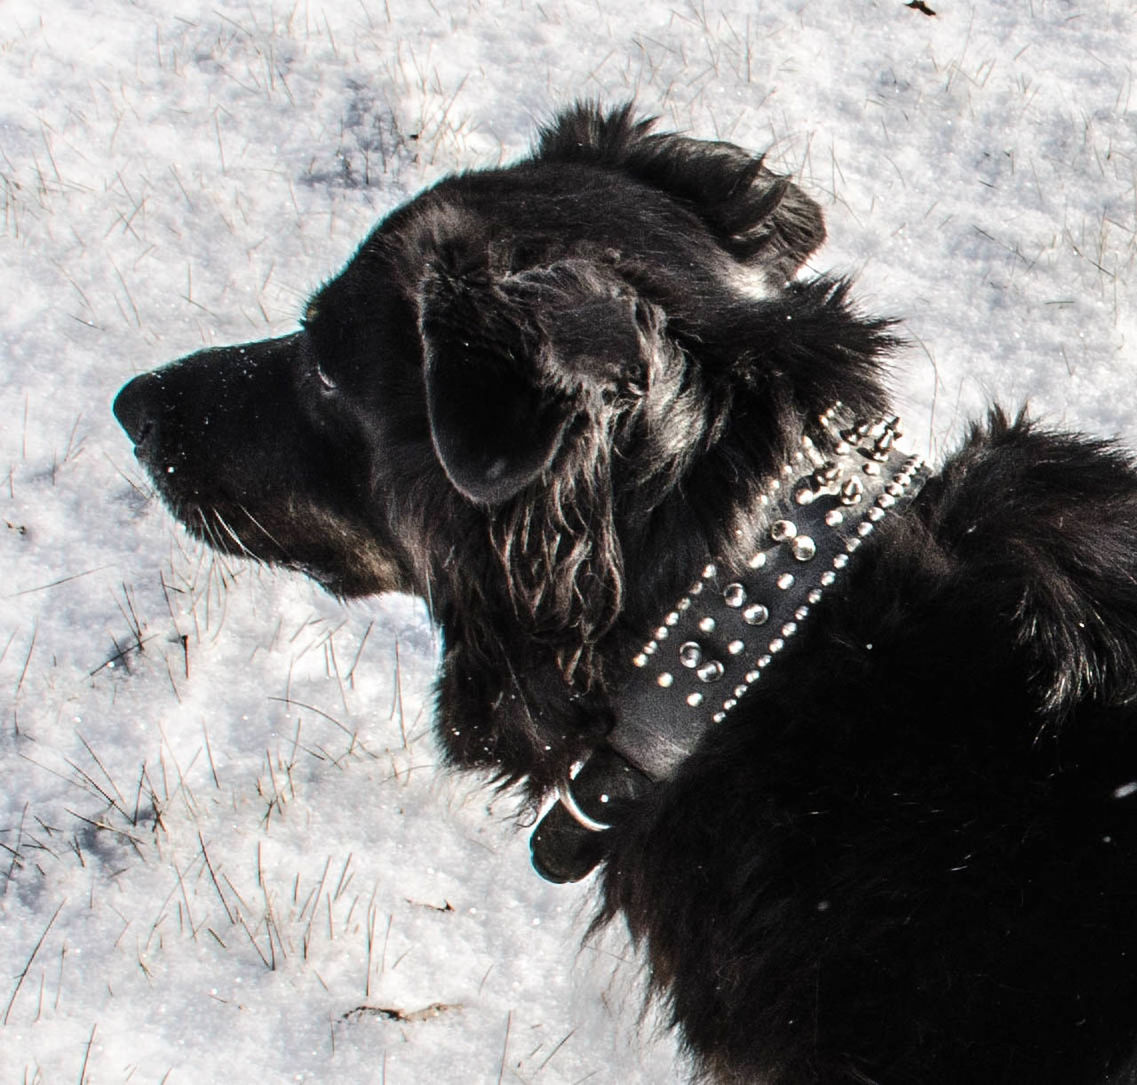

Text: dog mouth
xmin=154 ymin=493 xmax=408 ymax=600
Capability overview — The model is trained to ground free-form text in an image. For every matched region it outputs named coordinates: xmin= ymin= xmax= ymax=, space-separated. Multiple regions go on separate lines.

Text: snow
xmin=1 ymin=0 xmax=1134 ymax=1081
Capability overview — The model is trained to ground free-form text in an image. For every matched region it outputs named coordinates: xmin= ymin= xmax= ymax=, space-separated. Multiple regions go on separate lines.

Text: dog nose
xmin=113 ymin=373 xmax=159 ymax=445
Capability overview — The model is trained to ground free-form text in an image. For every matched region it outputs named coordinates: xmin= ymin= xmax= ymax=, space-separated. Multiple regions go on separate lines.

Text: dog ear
xmin=419 ymin=262 xmax=641 ymax=505
xmin=538 ymin=102 xmax=826 ymax=282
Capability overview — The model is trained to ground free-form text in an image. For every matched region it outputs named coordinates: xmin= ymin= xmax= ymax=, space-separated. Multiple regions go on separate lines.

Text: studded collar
xmin=608 ymin=405 xmax=929 ymax=781
xmin=530 ymin=405 xmax=931 ymax=882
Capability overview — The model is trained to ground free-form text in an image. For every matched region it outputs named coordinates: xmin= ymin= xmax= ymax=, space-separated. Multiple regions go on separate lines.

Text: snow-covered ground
xmin=2 ymin=1 xmax=1134 ymax=1081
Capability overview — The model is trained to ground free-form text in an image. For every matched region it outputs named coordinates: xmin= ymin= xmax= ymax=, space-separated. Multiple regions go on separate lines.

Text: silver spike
xmin=872 ymin=430 xmax=894 ymax=460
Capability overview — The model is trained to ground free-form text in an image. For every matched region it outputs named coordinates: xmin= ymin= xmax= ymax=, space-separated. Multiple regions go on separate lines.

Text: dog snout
xmin=113 ymin=371 xmax=163 ymax=447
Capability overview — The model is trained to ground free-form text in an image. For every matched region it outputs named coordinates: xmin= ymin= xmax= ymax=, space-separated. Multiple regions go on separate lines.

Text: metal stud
xmin=748 ymin=551 xmax=767 ymax=570
xmin=782 ymin=622 xmax=798 ymax=637
xmin=810 ymin=585 xmax=827 ymax=600
xmin=728 ymin=640 xmax=745 ymax=656
xmin=723 ymin=698 xmax=738 ymax=711
xmin=743 ymin=604 xmax=770 ymax=625
xmin=777 ymin=572 xmax=795 ymax=590
xmin=697 ymin=660 xmax=725 ymax=683
xmin=679 ymin=642 xmax=702 ymax=669
xmin=771 ymin=519 xmax=797 ymax=542
xmin=792 ymin=535 xmax=817 ymax=561
xmin=655 ymin=626 xmax=669 ymax=640
xmin=825 ymin=508 xmax=844 ymax=527
xmin=757 ymin=654 xmax=772 ymax=668
xmin=664 ymin=610 xmax=680 ymax=626
xmin=867 ymin=506 xmax=885 ymax=522
xmin=687 ymin=692 xmax=704 ymax=708
xmin=657 ymin=672 xmax=674 ymax=688
xmin=702 ymin=563 xmax=717 ymax=579
xmin=745 ymin=670 xmax=761 ymax=683
xmin=841 ymin=479 xmax=864 ymax=505
xmin=734 ymin=684 xmax=748 ymax=698
xmin=713 ymin=712 xmax=727 ymax=723
xmin=633 ymin=653 xmax=648 ymax=668
xmin=857 ymin=521 xmax=875 ymax=537
xmin=863 ymin=461 xmax=881 ymax=476
xmin=769 ymin=638 xmax=785 ymax=653
xmin=795 ymin=605 xmax=811 ymax=620
xmin=698 ymin=616 xmax=716 ymax=634
xmin=833 ymin=554 xmax=849 ymax=569
xmin=723 ymin=583 xmax=747 ymax=608
xmin=644 ymin=640 xmax=659 ymax=655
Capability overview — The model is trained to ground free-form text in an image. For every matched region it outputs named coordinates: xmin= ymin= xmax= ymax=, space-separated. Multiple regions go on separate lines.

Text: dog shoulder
xmin=924 ymin=407 xmax=1137 ymax=719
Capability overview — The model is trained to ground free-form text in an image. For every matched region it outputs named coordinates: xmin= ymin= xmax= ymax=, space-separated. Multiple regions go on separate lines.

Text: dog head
xmin=114 ymin=103 xmax=889 ymax=793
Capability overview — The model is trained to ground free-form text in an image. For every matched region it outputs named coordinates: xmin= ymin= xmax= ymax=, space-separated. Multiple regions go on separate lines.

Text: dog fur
xmin=114 ymin=103 xmax=1137 ymax=1083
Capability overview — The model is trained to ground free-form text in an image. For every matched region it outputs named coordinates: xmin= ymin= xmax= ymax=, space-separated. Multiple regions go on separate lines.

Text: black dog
xmin=114 ymin=103 xmax=1137 ymax=1083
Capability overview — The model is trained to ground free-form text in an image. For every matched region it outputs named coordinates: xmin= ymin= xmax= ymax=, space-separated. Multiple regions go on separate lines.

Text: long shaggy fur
xmin=114 ymin=102 xmax=1137 ymax=1083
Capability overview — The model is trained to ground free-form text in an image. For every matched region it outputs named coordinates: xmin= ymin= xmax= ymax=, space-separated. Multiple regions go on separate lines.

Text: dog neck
xmin=609 ymin=404 xmax=929 ymax=780
xmin=530 ymin=404 xmax=931 ymax=881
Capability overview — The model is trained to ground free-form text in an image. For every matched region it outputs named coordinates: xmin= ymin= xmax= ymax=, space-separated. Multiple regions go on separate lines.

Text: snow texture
xmin=1 ymin=0 xmax=1135 ymax=1081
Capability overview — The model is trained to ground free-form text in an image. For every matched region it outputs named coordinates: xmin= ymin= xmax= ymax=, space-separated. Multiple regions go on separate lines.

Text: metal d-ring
xmin=557 ymin=764 xmax=611 ymax=833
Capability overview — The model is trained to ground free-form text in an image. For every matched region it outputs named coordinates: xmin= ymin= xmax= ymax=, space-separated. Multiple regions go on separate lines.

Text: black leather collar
xmin=531 ymin=405 xmax=931 ymax=882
